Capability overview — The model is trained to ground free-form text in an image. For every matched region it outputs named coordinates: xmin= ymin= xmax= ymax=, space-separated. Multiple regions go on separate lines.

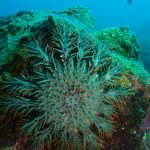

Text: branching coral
xmin=0 ymin=22 xmax=130 ymax=150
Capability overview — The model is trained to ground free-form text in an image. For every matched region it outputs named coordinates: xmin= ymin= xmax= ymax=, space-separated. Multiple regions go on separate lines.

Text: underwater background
xmin=0 ymin=0 xmax=150 ymax=150
xmin=0 ymin=0 xmax=150 ymax=31
xmin=0 ymin=0 xmax=150 ymax=72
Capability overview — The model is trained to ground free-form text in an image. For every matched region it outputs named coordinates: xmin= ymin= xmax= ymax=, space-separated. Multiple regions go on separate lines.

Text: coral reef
xmin=95 ymin=27 xmax=140 ymax=59
xmin=0 ymin=21 xmax=130 ymax=150
xmin=94 ymin=27 xmax=150 ymax=84
xmin=94 ymin=28 xmax=150 ymax=149
xmin=0 ymin=6 xmax=149 ymax=150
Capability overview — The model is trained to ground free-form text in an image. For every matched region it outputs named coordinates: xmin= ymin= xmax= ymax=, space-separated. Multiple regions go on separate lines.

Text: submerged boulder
xmin=94 ymin=27 xmax=150 ymax=84
xmin=94 ymin=27 xmax=150 ymax=149
xmin=95 ymin=27 xmax=140 ymax=59
xmin=0 ymin=6 xmax=95 ymax=81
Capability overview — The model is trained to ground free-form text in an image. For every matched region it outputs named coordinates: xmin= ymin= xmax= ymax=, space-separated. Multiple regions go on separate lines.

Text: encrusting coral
xmin=0 ymin=21 xmax=130 ymax=150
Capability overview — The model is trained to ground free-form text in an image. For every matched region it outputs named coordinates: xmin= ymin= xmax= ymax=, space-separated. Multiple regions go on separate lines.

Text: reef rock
xmin=94 ymin=27 xmax=150 ymax=84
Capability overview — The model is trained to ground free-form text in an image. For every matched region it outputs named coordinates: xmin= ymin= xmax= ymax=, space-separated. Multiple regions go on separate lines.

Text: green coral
xmin=95 ymin=27 xmax=139 ymax=59
xmin=94 ymin=27 xmax=150 ymax=84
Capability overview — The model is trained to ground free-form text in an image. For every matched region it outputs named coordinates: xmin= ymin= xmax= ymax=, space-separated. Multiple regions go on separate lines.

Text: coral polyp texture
xmin=0 ymin=22 xmax=129 ymax=150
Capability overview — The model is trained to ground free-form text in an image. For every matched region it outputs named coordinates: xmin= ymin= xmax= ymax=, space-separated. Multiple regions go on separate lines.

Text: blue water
xmin=0 ymin=0 xmax=150 ymax=35
xmin=0 ymin=0 xmax=150 ymax=72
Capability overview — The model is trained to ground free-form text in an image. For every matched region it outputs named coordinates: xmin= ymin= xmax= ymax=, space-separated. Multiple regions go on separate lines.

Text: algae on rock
xmin=94 ymin=27 xmax=150 ymax=84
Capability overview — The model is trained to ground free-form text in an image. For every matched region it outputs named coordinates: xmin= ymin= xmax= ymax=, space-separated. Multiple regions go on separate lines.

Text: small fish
xmin=127 ymin=0 xmax=133 ymax=5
